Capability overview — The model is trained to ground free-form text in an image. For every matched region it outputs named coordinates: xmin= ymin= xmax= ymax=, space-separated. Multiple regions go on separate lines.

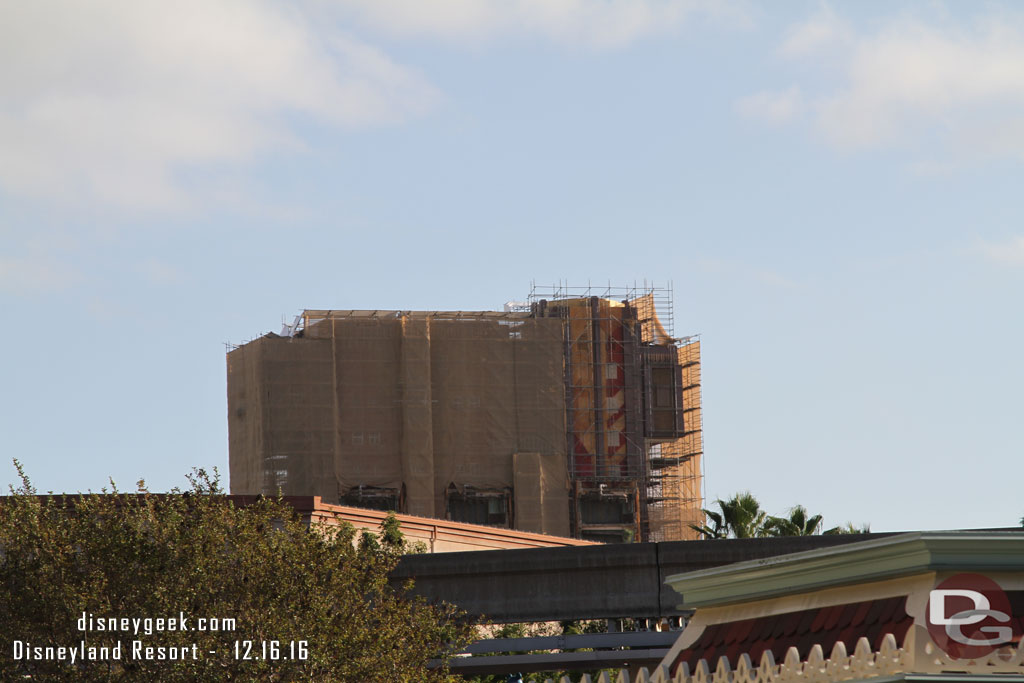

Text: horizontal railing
xmin=538 ymin=625 xmax=1024 ymax=683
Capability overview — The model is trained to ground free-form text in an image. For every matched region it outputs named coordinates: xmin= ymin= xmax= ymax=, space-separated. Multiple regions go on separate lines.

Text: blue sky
xmin=2 ymin=1 xmax=1022 ymax=532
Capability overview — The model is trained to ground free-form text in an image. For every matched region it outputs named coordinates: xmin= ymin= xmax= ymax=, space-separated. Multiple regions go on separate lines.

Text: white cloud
xmin=979 ymin=236 xmax=1024 ymax=266
xmin=310 ymin=0 xmax=745 ymax=48
xmin=0 ymin=0 xmax=439 ymax=209
xmin=749 ymin=9 xmax=1024 ymax=164
xmin=0 ymin=256 xmax=79 ymax=294
xmin=735 ymin=86 xmax=803 ymax=124
xmin=815 ymin=18 xmax=1024 ymax=150
xmin=779 ymin=5 xmax=853 ymax=58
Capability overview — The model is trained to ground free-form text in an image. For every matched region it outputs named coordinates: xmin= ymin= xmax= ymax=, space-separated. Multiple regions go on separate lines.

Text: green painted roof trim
xmin=666 ymin=531 xmax=1024 ymax=608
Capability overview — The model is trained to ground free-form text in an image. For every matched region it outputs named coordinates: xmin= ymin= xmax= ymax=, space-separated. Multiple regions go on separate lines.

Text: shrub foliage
xmin=0 ymin=462 xmax=472 ymax=681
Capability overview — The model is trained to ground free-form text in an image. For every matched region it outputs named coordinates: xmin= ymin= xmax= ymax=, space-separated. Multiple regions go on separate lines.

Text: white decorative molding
xmin=543 ymin=626 xmax=1024 ymax=683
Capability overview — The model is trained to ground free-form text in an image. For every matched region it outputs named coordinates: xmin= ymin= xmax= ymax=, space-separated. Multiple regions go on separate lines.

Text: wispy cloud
xmin=814 ymin=16 xmax=1024 ymax=151
xmin=0 ymin=256 xmax=79 ymax=294
xmin=735 ymin=86 xmax=803 ymax=124
xmin=310 ymin=0 xmax=749 ymax=48
xmin=742 ymin=6 xmax=1024 ymax=165
xmin=779 ymin=5 xmax=853 ymax=58
xmin=0 ymin=1 xmax=440 ymax=210
xmin=979 ymin=235 xmax=1024 ymax=266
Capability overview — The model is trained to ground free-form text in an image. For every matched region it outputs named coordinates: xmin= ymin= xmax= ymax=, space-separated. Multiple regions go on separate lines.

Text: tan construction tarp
xmin=400 ymin=316 xmax=435 ymax=518
xmin=229 ymin=313 xmax=569 ymax=536
xmin=227 ymin=333 xmax=335 ymax=499
xmin=514 ymin=451 xmax=570 ymax=536
xmin=228 ymin=304 xmax=699 ymax=542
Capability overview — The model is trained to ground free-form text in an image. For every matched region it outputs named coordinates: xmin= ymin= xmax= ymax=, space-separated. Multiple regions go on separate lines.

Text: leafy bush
xmin=0 ymin=461 xmax=472 ymax=681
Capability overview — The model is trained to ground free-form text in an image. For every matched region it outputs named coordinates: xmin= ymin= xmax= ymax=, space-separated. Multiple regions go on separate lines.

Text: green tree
xmin=0 ymin=461 xmax=473 ymax=682
xmin=823 ymin=521 xmax=872 ymax=535
xmin=765 ymin=505 xmax=824 ymax=537
xmin=692 ymin=492 xmax=771 ymax=539
xmin=690 ymin=508 xmax=727 ymax=539
xmin=692 ymin=493 xmax=875 ymax=539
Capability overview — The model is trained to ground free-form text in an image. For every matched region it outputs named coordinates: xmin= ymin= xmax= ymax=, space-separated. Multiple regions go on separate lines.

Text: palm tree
xmin=690 ymin=508 xmax=727 ymax=539
xmin=823 ymin=521 xmax=871 ymax=535
xmin=690 ymin=494 xmax=872 ymax=539
xmin=720 ymin=492 xmax=771 ymax=538
xmin=765 ymin=505 xmax=824 ymax=537
xmin=691 ymin=492 xmax=771 ymax=539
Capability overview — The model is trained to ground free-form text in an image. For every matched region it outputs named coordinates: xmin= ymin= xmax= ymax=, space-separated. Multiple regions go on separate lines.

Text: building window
xmin=342 ymin=486 xmax=399 ymax=512
xmin=446 ymin=485 xmax=510 ymax=527
xmin=579 ymin=493 xmax=634 ymax=525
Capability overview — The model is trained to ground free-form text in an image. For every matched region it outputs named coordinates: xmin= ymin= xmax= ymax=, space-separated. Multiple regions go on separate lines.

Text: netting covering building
xmin=227 ymin=284 xmax=703 ymax=542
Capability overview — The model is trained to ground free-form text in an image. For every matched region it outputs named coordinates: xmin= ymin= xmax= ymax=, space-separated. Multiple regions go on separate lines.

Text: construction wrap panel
xmin=227 ymin=335 xmax=336 ymax=498
xmin=332 ymin=318 xmax=404 ymax=494
xmin=513 ymin=452 xmax=543 ymax=532
xmin=400 ymin=316 xmax=435 ymax=518
xmin=430 ymin=319 xmax=565 ymax=509
xmin=227 ymin=339 xmax=265 ymax=495
xmin=265 ymin=337 xmax=334 ymax=499
xmin=513 ymin=451 xmax=570 ymax=537
xmin=511 ymin=320 xmax=566 ymax=457
xmin=431 ymin=319 xmax=516 ymax=498
xmin=228 ymin=314 xmax=569 ymax=532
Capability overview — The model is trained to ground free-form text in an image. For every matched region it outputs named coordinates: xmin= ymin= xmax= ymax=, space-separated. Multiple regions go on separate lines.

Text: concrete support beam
xmin=393 ymin=534 xmax=896 ymax=623
xmin=437 ymin=648 xmax=670 ymax=675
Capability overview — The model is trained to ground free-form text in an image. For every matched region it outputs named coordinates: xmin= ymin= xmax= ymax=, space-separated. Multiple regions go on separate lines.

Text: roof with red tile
xmin=671 ymin=596 xmax=913 ymax=674
xmin=671 ymin=590 xmax=1024 ymax=675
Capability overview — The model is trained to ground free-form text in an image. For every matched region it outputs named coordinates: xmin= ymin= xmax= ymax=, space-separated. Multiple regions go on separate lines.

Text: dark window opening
xmin=579 ymin=492 xmax=635 ymax=525
xmin=342 ymin=486 xmax=399 ymax=512
xmin=446 ymin=485 xmax=511 ymax=527
xmin=642 ymin=346 xmax=685 ymax=439
xmin=581 ymin=528 xmax=633 ymax=544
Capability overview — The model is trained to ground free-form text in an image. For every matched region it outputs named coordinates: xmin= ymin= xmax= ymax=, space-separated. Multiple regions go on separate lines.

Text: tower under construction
xmin=227 ymin=283 xmax=703 ymax=542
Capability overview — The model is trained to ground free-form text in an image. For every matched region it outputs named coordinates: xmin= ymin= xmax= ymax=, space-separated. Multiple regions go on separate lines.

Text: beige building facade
xmin=228 ymin=287 xmax=703 ymax=542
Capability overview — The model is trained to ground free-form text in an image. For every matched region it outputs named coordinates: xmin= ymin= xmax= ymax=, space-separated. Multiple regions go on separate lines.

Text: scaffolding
xmin=527 ymin=282 xmax=703 ymax=542
xmin=645 ymin=337 xmax=703 ymax=541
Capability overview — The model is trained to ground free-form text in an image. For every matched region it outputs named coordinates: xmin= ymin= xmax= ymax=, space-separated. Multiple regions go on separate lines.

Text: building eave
xmin=666 ymin=531 xmax=1024 ymax=608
